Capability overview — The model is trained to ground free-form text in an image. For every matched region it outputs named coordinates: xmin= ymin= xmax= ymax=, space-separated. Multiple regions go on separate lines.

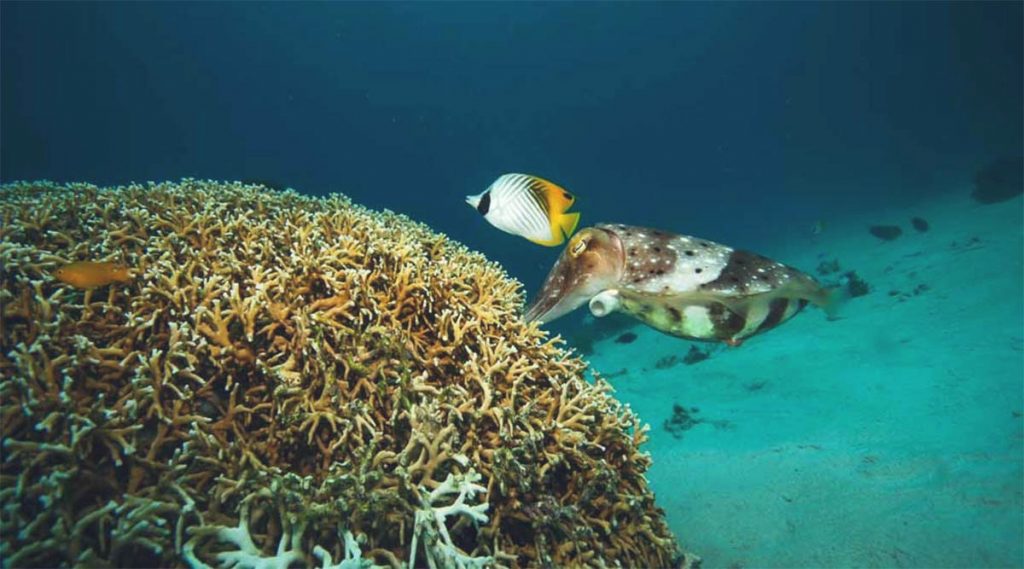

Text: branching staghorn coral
xmin=409 ymin=470 xmax=492 ymax=569
xmin=1 ymin=180 xmax=682 ymax=568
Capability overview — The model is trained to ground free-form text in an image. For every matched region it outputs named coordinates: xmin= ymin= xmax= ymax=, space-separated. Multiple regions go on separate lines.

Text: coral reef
xmin=0 ymin=180 xmax=680 ymax=567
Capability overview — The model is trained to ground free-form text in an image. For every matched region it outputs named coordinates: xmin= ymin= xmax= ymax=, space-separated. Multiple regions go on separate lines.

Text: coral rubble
xmin=0 ymin=180 xmax=679 ymax=567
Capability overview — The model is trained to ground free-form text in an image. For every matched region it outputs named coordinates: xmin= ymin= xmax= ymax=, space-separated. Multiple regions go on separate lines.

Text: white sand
xmin=584 ymin=190 xmax=1023 ymax=568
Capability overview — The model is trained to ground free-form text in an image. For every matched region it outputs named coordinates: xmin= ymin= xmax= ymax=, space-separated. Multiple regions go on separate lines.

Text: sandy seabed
xmin=584 ymin=190 xmax=1023 ymax=568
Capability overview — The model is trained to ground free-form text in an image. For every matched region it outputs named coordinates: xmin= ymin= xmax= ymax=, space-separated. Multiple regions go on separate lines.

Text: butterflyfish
xmin=466 ymin=173 xmax=581 ymax=246
xmin=53 ymin=261 xmax=133 ymax=289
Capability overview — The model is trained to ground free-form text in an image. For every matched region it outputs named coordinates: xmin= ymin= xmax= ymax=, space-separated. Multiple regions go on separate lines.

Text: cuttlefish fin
xmin=806 ymin=285 xmax=845 ymax=319
xmin=688 ymin=279 xmax=841 ymax=318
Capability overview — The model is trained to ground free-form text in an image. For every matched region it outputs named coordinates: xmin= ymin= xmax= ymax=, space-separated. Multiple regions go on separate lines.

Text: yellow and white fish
xmin=466 ymin=173 xmax=581 ymax=246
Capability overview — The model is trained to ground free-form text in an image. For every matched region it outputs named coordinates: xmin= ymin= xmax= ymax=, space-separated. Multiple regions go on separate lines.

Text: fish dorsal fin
xmin=539 ymin=180 xmax=575 ymax=212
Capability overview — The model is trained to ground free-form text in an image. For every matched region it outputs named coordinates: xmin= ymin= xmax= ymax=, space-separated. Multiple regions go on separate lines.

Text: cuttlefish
xmin=524 ymin=224 xmax=836 ymax=346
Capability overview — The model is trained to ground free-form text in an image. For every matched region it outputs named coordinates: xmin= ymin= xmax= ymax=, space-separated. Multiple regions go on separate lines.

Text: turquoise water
xmin=2 ymin=3 xmax=1021 ymax=567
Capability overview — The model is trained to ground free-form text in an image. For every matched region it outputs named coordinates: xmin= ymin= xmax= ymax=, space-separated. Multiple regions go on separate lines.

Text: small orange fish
xmin=53 ymin=261 xmax=133 ymax=289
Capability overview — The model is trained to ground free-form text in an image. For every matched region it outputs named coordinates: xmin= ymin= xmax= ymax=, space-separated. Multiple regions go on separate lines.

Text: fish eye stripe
xmin=476 ymin=191 xmax=490 ymax=215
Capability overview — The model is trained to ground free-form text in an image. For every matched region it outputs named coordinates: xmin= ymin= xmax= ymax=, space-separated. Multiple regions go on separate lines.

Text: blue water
xmin=3 ymin=3 xmax=1022 ymax=567
xmin=4 ymin=3 xmax=1021 ymax=287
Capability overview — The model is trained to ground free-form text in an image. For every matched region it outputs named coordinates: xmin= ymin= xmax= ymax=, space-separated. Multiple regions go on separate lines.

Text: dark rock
xmin=972 ymin=156 xmax=1023 ymax=204
xmin=615 ymin=332 xmax=638 ymax=344
xmin=911 ymin=217 xmax=930 ymax=232
xmin=869 ymin=225 xmax=902 ymax=241
xmin=683 ymin=345 xmax=710 ymax=365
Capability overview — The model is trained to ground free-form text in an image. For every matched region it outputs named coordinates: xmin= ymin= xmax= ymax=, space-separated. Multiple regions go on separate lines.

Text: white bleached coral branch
xmin=313 ymin=530 xmax=378 ymax=569
xmin=182 ymin=491 xmax=382 ymax=569
xmin=182 ymin=491 xmax=303 ymax=569
xmin=409 ymin=470 xmax=493 ymax=569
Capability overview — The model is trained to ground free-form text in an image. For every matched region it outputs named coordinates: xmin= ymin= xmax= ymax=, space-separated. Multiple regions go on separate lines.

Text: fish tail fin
xmin=558 ymin=211 xmax=581 ymax=240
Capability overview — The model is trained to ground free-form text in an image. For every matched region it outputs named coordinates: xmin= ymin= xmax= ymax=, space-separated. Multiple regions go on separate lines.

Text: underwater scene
xmin=1 ymin=3 xmax=1021 ymax=568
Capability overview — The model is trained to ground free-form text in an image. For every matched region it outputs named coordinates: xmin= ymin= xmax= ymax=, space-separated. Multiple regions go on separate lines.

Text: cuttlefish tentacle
xmin=526 ymin=224 xmax=835 ymax=345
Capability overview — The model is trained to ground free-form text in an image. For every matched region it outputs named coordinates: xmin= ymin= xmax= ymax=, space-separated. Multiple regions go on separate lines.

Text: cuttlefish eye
xmin=569 ymin=234 xmax=589 ymax=258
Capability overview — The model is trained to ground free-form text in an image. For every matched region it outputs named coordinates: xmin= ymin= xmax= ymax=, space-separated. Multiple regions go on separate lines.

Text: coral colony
xmin=0 ymin=180 xmax=682 ymax=567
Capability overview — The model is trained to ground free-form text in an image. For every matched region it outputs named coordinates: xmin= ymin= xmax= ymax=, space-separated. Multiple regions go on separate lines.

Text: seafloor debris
xmin=949 ymin=236 xmax=984 ymax=253
xmin=888 ymin=283 xmax=930 ymax=302
xmin=615 ymin=332 xmax=638 ymax=344
xmin=0 ymin=180 xmax=680 ymax=568
xmin=664 ymin=404 xmax=703 ymax=439
xmin=683 ymin=345 xmax=711 ymax=365
xmin=868 ymin=224 xmax=902 ymax=241
xmin=971 ymin=156 xmax=1023 ymax=204
xmin=663 ymin=405 xmax=732 ymax=440
xmin=839 ymin=270 xmax=871 ymax=298
xmin=910 ymin=217 xmax=930 ymax=232
xmin=655 ymin=354 xmax=681 ymax=370
xmin=602 ymin=368 xmax=630 ymax=379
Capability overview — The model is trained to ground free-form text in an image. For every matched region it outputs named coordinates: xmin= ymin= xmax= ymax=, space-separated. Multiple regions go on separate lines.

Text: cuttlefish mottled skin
xmin=524 ymin=224 xmax=836 ymax=346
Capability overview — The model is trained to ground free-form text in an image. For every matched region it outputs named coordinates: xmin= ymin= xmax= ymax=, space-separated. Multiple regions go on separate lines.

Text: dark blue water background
xmin=3 ymin=2 xmax=1021 ymax=297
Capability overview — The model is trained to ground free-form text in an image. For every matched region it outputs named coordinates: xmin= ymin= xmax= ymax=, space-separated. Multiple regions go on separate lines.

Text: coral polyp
xmin=0 ymin=180 xmax=681 ymax=567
